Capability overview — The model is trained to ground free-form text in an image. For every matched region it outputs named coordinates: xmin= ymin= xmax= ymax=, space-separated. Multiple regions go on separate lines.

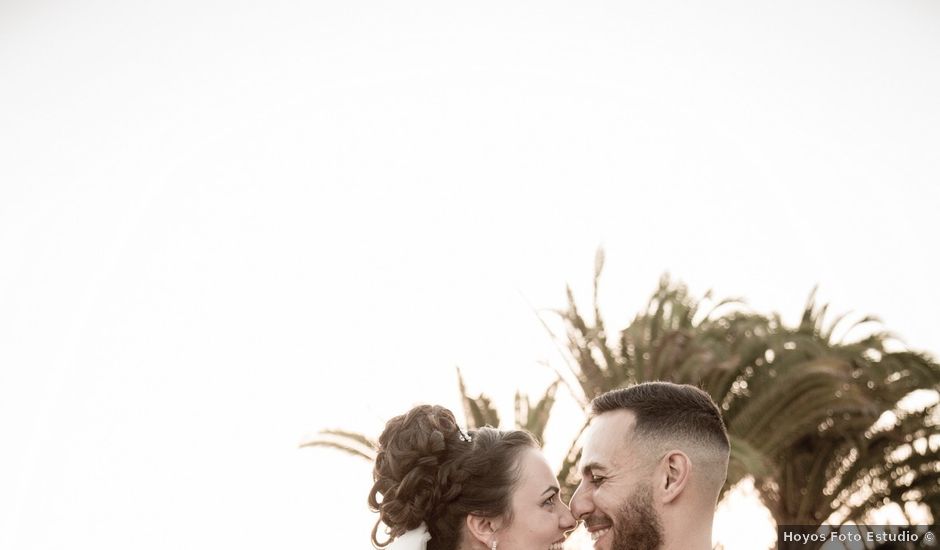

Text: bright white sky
xmin=1 ymin=1 xmax=938 ymax=549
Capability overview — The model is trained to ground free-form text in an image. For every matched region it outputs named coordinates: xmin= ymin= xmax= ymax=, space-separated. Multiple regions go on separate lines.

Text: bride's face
xmin=496 ymin=448 xmax=576 ymax=550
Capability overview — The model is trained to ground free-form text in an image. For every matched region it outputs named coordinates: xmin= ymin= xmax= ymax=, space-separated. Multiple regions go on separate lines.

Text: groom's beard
xmin=609 ymin=483 xmax=663 ymax=550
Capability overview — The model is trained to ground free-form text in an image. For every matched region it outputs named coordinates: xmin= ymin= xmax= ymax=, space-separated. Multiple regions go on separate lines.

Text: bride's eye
xmin=542 ymin=495 xmax=556 ymax=507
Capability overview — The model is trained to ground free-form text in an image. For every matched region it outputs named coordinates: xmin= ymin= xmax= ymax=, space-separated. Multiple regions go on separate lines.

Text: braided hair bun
xmin=368 ymin=405 xmax=537 ymax=550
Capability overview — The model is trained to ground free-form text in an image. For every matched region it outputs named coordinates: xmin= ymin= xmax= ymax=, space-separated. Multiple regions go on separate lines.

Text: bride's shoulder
xmin=385 ymin=523 xmax=431 ymax=550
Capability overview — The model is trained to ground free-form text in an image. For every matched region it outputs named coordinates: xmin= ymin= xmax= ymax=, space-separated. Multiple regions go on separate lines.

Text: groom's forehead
xmin=582 ymin=410 xmax=638 ymax=464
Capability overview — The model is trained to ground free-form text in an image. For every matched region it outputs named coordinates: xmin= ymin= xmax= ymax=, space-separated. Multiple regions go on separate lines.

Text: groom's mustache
xmin=582 ymin=514 xmax=613 ymax=529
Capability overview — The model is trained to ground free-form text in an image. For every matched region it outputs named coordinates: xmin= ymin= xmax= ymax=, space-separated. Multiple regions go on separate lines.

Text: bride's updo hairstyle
xmin=368 ymin=404 xmax=537 ymax=550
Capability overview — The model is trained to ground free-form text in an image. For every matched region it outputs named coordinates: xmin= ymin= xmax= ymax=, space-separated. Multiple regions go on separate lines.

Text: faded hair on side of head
xmin=591 ymin=381 xmax=730 ymax=456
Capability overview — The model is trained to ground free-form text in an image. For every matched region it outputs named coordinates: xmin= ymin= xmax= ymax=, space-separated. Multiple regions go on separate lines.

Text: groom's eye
xmin=590 ymin=475 xmax=606 ymax=485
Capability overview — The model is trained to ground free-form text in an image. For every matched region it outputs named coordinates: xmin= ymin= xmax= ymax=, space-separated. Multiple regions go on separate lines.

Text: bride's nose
xmin=559 ymin=502 xmax=577 ymax=531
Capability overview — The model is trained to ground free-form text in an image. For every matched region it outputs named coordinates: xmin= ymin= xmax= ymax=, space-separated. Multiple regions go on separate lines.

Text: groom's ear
xmin=658 ymin=449 xmax=692 ymax=504
xmin=465 ymin=513 xmax=503 ymax=546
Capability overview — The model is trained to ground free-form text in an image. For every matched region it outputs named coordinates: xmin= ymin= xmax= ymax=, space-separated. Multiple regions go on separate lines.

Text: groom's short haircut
xmin=591 ymin=381 xmax=730 ymax=454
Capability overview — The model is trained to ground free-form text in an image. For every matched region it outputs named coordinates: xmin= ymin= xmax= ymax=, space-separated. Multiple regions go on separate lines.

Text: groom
xmin=569 ymin=381 xmax=730 ymax=550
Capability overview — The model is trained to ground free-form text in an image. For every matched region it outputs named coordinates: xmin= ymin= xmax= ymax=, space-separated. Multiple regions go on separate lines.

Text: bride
xmin=369 ymin=404 xmax=576 ymax=550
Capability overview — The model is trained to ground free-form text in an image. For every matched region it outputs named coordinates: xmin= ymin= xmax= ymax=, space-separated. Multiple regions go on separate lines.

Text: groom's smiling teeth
xmin=548 ymin=542 xmax=565 ymax=550
xmin=590 ymin=527 xmax=611 ymax=542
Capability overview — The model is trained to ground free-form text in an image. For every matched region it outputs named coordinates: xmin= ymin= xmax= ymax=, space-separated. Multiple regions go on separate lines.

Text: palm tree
xmin=304 ymin=251 xmax=940 ymax=539
xmin=551 ymin=250 xmax=940 ymax=530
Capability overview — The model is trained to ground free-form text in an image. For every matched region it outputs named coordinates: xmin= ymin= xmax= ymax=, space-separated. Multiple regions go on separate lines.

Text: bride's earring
xmin=490 ymin=541 xmax=497 ymax=550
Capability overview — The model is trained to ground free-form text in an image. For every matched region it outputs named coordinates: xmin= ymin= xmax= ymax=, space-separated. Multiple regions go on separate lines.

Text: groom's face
xmin=569 ymin=410 xmax=664 ymax=550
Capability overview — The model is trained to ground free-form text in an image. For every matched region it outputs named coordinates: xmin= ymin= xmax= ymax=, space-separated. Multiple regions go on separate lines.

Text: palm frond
xmin=300 ymin=429 xmax=378 ymax=461
xmin=514 ymin=380 xmax=560 ymax=443
xmin=457 ymin=367 xmax=500 ymax=428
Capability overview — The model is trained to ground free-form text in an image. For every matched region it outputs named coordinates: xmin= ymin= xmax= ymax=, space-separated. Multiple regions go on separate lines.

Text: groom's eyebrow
xmin=581 ymin=461 xmax=607 ymax=474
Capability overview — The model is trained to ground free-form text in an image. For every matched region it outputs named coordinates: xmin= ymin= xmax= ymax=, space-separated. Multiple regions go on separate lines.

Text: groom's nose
xmin=568 ymin=483 xmax=592 ymax=520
